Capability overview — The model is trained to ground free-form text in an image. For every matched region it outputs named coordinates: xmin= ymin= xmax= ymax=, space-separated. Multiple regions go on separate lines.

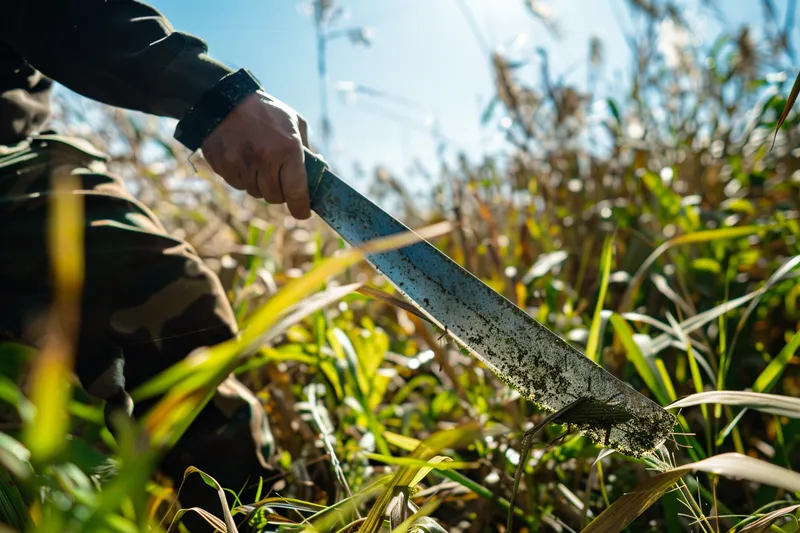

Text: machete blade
xmin=304 ymin=151 xmax=675 ymax=456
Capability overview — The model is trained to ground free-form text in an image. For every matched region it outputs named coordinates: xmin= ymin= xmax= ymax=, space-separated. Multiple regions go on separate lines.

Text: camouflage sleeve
xmin=1 ymin=0 xmax=233 ymax=120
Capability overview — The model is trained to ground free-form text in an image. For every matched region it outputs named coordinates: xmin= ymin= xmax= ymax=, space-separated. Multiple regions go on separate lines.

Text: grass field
xmin=1 ymin=3 xmax=800 ymax=532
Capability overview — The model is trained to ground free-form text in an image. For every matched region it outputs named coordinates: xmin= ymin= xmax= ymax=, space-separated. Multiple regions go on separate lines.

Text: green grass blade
xmin=359 ymin=422 xmax=481 ymax=533
xmin=621 ymin=225 xmax=777 ymax=311
xmin=24 ymin=172 xmax=86 ymax=465
xmin=138 ymin=222 xmax=454 ymax=449
xmin=364 ymin=453 xmax=477 ymax=473
xmin=304 ymin=383 xmax=353 ymax=499
xmin=772 ymin=69 xmax=800 ymax=148
xmin=0 ymin=465 xmax=29 ymax=531
xmin=752 ymin=329 xmax=800 ymax=393
xmin=654 ymin=359 xmax=677 ymax=403
xmin=725 ymin=255 xmax=800 ymax=377
xmin=434 ymin=469 xmax=527 ymax=524
xmin=586 ymin=234 xmax=614 ymax=363
xmin=609 ymin=314 xmax=668 ymax=405
xmin=650 ymin=290 xmax=762 ymax=355
xmin=665 ymin=312 xmax=710 ymax=450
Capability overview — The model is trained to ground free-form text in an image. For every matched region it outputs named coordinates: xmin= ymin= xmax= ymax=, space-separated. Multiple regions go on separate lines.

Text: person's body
xmin=1 ymin=1 xmax=309 ymax=529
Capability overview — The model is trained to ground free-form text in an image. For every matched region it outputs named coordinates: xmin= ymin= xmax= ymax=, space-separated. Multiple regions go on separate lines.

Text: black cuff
xmin=174 ymin=68 xmax=262 ymax=152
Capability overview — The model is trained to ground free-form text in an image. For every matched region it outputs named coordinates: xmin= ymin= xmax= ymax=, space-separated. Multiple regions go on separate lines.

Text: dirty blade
xmin=304 ymin=151 xmax=675 ymax=456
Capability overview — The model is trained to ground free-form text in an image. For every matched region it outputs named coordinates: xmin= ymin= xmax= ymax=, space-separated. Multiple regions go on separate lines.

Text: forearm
xmin=2 ymin=0 xmax=310 ymax=219
xmin=2 ymin=0 xmax=233 ymax=120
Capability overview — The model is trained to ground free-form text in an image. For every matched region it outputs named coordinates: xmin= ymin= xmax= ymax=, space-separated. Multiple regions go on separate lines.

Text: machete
xmin=303 ymin=149 xmax=675 ymax=456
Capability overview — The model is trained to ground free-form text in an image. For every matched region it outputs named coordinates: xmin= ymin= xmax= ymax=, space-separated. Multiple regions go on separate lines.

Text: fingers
xmin=203 ymin=145 xmax=245 ymax=191
xmin=200 ymin=92 xmax=311 ymax=219
xmin=243 ymin=173 xmax=261 ymax=199
xmin=279 ymin=149 xmax=310 ymax=219
xmin=241 ymin=141 xmax=262 ymax=198
xmin=257 ymin=160 xmax=284 ymax=205
xmin=248 ymin=132 xmax=306 ymax=217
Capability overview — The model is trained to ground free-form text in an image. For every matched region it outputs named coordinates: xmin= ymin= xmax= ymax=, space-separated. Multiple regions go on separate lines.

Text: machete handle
xmin=303 ymin=147 xmax=330 ymax=210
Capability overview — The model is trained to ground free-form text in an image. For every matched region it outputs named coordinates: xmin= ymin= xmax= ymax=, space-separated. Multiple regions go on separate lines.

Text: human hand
xmin=201 ymin=91 xmax=311 ymax=219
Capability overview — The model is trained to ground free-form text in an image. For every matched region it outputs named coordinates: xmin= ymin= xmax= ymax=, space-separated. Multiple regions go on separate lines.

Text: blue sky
xmin=146 ymin=0 xmax=775 ymax=184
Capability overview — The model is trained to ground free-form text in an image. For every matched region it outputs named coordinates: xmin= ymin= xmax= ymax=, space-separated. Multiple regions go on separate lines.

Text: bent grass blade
xmin=138 ymin=222 xmax=455 ymax=450
xmin=583 ymin=453 xmax=800 ymax=533
xmin=359 ymin=422 xmax=481 ymax=533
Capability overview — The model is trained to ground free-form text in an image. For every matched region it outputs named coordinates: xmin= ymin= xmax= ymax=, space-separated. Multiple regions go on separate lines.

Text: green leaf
xmin=654 ymin=359 xmax=677 ymax=403
xmin=0 ymin=433 xmax=32 ymax=480
xmin=665 ymin=312 xmax=710 ymax=421
xmin=607 ymin=99 xmax=622 ymax=126
xmin=586 ymin=234 xmax=614 ymax=363
xmin=364 ymin=453 xmax=476 ymax=477
xmin=752 ymin=330 xmax=800 ymax=393
xmin=650 ymin=290 xmax=763 ymax=355
xmin=301 ymin=479 xmax=388 ymax=532
xmin=24 ymin=342 xmax=72 ymax=464
xmin=609 ymin=315 xmax=668 ymax=405
xmin=691 ymin=258 xmax=722 ymax=275
xmin=726 ymin=255 xmax=800 ymax=371
xmin=82 ymin=417 xmax=158 ymax=533
xmin=384 ymin=432 xmax=424 ymax=452
xmin=136 ymin=222 xmax=455 ymax=449
xmin=359 ymin=422 xmax=481 ymax=533
xmin=622 ymin=225 xmax=778 ymax=311
xmin=480 ymin=97 xmax=499 ymax=125
xmin=0 ymin=375 xmax=33 ymax=425
xmin=0 ymin=458 xmax=30 ymax=531
xmin=178 ymin=467 xmax=238 ymax=533
xmin=303 ymin=383 xmax=352 ymax=498
xmin=772 ymin=70 xmax=800 ymax=148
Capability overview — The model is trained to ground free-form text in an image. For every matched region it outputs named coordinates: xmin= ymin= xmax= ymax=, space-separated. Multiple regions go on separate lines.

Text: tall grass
xmin=1 ymin=1 xmax=800 ymax=532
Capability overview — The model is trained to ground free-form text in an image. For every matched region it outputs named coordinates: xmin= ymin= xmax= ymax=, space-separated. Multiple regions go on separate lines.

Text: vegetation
xmin=2 ymin=1 xmax=800 ymax=532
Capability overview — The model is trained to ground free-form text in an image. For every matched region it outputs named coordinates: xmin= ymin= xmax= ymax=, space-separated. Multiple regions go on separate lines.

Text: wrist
xmin=174 ymin=68 xmax=262 ymax=152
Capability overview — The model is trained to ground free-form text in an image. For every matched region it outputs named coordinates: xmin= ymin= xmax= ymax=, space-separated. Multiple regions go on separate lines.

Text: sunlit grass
xmin=2 ymin=2 xmax=800 ymax=532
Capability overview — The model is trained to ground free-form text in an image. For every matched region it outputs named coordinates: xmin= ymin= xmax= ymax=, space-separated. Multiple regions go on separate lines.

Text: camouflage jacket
xmin=0 ymin=0 xmax=232 ymax=146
